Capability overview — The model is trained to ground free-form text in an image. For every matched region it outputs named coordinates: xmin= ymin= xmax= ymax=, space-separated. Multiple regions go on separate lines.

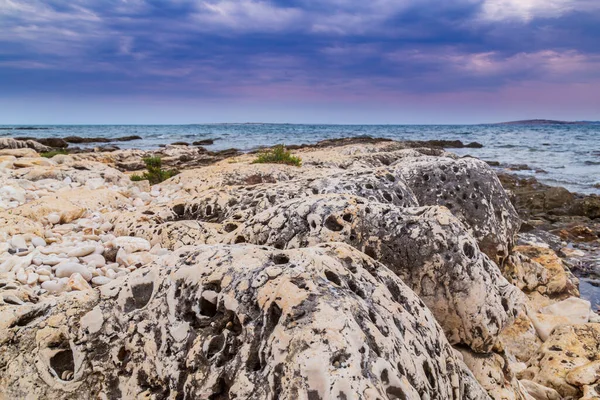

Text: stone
xmin=67 ymin=245 xmax=96 ymax=258
xmin=458 ymin=348 xmax=528 ymax=399
xmin=521 ymin=324 xmax=600 ymax=398
xmin=394 ymin=157 xmax=521 ymax=263
xmin=55 ymin=262 xmax=92 ymax=281
xmin=0 ymin=243 xmax=490 ymax=399
xmin=519 ymin=380 xmax=561 ymax=400
xmin=231 ymin=194 xmax=522 ymax=353
xmin=112 ymin=236 xmax=151 ymax=253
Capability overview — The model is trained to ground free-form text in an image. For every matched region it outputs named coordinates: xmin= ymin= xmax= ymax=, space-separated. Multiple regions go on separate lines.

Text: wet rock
xmin=14 ymin=137 xmax=69 ymax=148
xmin=0 ymin=243 xmax=489 ymax=399
xmin=231 ymin=194 xmax=522 ymax=353
xmin=193 ymin=139 xmax=215 ymax=146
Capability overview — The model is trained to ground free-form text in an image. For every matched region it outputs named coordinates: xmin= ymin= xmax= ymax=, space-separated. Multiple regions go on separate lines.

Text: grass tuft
xmin=252 ymin=145 xmax=301 ymax=166
xmin=130 ymin=156 xmax=179 ymax=184
xmin=40 ymin=149 xmax=69 ymax=158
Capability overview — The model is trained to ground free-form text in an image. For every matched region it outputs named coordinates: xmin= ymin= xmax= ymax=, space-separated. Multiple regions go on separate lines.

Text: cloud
xmin=479 ymin=0 xmax=600 ymax=22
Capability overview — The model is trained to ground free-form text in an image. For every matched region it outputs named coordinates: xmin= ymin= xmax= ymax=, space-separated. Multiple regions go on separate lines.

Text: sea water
xmin=1 ymin=123 xmax=599 ymax=194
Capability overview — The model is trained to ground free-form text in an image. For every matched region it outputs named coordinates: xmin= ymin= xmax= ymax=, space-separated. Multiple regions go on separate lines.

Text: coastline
xmin=1 ymin=135 xmax=599 ymax=398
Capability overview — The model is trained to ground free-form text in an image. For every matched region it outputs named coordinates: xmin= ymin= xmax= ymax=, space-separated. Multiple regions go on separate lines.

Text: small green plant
xmin=130 ymin=156 xmax=179 ymax=184
xmin=252 ymin=145 xmax=301 ymax=166
xmin=40 ymin=149 xmax=69 ymax=158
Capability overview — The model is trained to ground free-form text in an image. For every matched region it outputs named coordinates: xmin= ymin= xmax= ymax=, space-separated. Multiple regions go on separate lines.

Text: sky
xmin=0 ymin=0 xmax=599 ymax=124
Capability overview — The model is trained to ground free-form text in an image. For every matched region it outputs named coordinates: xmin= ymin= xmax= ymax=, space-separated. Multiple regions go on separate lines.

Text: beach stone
xmin=67 ymin=245 xmax=96 ymax=258
xmin=55 ymin=262 xmax=92 ymax=281
xmin=0 ymin=243 xmax=489 ymax=399
xmin=498 ymin=311 xmax=542 ymax=363
xmin=0 ymin=214 xmax=44 ymax=236
xmin=521 ymin=324 xmax=600 ymax=398
xmin=112 ymin=236 xmax=151 ymax=253
xmin=394 ymin=156 xmax=521 ymax=263
xmin=231 ymin=194 xmax=522 ymax=353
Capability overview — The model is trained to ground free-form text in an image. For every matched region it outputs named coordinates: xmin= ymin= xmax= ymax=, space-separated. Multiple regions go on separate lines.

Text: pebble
xmin=68 ymin=273 xmax=91 ymax=291
xmin=41 ymin=279 xmax=68 ymax=293
xmin=26 ymin=272 xmax=39 ymax=285
xmin=82 ymin=253 xmax=106 ymax=268
xmin=31 ymin=237 xmax=46 ymax=247
xmin=10 ymin=235 xmax=27 ymax=249
xmin=112 ymin=237 xmax=151 ymax=253
xmin=91 ymin=276 xmax=112 ymax=286
xmin=55 ymin=262 xmax=93 ymax=281
xmin=67 ymin=245 xmax=96 ymax=258
xmin=47 ymin=213 xmax=61 ymax=224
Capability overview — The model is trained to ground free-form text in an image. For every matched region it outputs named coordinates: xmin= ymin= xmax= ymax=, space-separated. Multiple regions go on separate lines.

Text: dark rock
xmin=113 ymin=135 xmax=142 ymax=142
xmin=63 ymin=136 xmax=112 ymax=144
xmin=13 ymin=137 xmax=69 ymax=148
xmin=170 ymin=142 xmax=189 ymax=146
xmin=192 ymin=139 xmax=215 ymax=146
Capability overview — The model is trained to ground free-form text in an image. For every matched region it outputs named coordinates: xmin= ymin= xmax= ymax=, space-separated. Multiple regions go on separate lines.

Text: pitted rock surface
xmin=229 ymin=194 xmax=523 ymax=353
xmin=394 ymin=157 xmax=521 ymax=263
xmin=0 ymin=243 xmax=490 ymax=400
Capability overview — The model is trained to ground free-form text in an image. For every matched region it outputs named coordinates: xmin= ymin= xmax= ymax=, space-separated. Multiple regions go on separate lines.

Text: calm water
xmin=2 ymin=123 xmax=599 ymax=194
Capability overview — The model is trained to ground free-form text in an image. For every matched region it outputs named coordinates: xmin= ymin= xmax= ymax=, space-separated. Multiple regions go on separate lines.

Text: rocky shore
xmin=1 ymin=136 xmax=599 ymax=399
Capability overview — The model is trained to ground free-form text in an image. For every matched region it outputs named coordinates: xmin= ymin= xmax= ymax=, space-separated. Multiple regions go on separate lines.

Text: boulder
xmin=394 ymin=157 xmax=521 ymax=263
xmin=0 ymin=243 xmax=490 ymax=399
xmin=230 ymin=194 xmax=522 ymax=353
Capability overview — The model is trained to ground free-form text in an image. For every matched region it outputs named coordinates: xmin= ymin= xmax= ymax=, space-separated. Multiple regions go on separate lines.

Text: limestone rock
xmin=521 ymin=324 xmax=600 ymax=398
xmin=499 ymin=311 xmax=542 ymax=363
xmin=519 ymin=380 xmax=561 ymax=400
xmin=458 ymin=348 xmax=529 ymax=400
xmin=394 ymin=157 xmax=521 ymax=263
xmin=230 ymin=194 xmax=522 ymax=353
xmin=0 ymin=243 xmax=490 ymax=399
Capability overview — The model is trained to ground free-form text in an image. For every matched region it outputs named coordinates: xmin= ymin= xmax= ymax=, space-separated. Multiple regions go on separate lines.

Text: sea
xmin=1 ymin=123 xmax=599 ymax=194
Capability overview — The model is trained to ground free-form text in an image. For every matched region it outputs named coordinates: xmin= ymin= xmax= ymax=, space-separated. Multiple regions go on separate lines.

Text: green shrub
xmin=130 ymin=156 xmax=179 ymax=184
xmin=252 ymin=145 xmax=301 ymax=166
xmin=40 ymin=149 xmax=69 ymax=158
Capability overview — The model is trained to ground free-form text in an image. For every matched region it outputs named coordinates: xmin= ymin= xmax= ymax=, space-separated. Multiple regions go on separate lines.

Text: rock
xmin=0 ymin=243 xmax=490 ymax=399
xmin=458 ymin=348 xmax=528 ymax=399
xmin=498 ymin=311 xmax=542 ymax=363
xmin=67 ymin=272 xmax=92 ymax=291
xmin=512 ymin=246 xmax=579 ymax=301
xmin=193 ymin=139 xmax=215 ymax=146
xmin=395 ymin=157 xmax=520 ymax=262
xmin=67 ymin=245 xmax=96 ymax=258
xmin=544 ymin=187 xmax=575 ymax=210
xmin=55 ymin=262 xmax=92 ymax=281
xmin=231 ymin=194 xmax=522 ymax=353
xmin=521 ymin=324 xmax=600 ymax=398
xmin=91 ymin=276 xmax=112 ymax=286
xmin=0 ymin=148 xmax=39 ymax=158
xmin=519 ymin=380 xmax=561 ymax=400
xmin=112 ymin=237 xmax=151 ymax=253
xmin=14 ymin=137 xmax=69 ymax=148
xmin=528 ymin=297 xmax=592 ymax=341
xmin=170 ymin=141 xmax=189 ymax=146
xmin=538 ymin=297 xmax=591 ymax=324
xmin=63 ymin=136 xmax=112 ymax=144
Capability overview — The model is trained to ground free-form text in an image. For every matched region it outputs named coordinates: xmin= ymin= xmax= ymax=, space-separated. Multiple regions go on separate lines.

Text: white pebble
xmin=67 ymin=245 xmax=96 ymax=258
xmin=55 ymin=262 xmax=92 ymax=281
xmin=31 ymin=237 xmax=46 ymax=248
xmin=47 ymin=213 xmax=61 ymax=224
xmin=41 ymin=279 xmax=67 ymax=293
xmin=91 ymin=276 xmax=112 ymax=286
xmin=26 ymin=272 xmax=39 ymax=285
xmin=10 ymin=235 xmax=27 ymax=249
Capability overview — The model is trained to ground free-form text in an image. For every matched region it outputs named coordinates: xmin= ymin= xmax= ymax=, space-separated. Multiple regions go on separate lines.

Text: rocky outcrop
xmin=229 ymin=194 xmax=522 ymax=353
xmin=395 ymin=157 xmax=521 ymax=263
xmin=0 ymin=243 xmax=490 ymax=399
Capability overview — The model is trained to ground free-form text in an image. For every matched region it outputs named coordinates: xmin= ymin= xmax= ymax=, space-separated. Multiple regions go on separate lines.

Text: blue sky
xmin=0 ymin=0 xmax=599 ymax=124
